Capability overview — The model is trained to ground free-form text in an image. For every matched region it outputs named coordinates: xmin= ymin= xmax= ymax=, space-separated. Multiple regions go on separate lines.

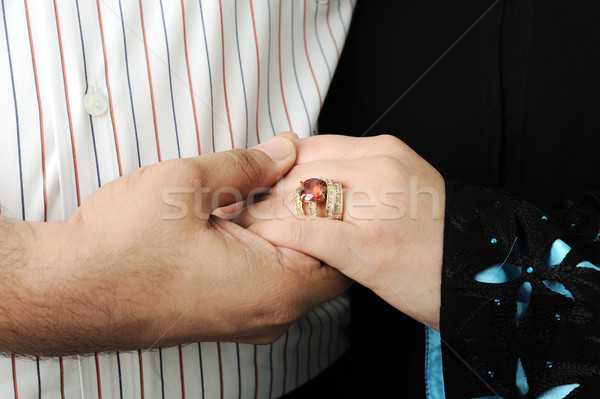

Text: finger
xmin=212 ymin=216 xmax=352 ymax=312
xmin=248 ymin=217 xmax=359 ymax=274
xmin=276 ymin=131 xmax=299 ymax=141
xmin=251 ymin=158 xmax=369 ymax=199
xmin=233 ymin=159 xmax=380 ymax=228
xmin=232 ymin=194 xmax=295 ymax=228
xmin=212 ymin=200 xmax=247 ymax=220
xmin=293 ymin=134 xmax=410 ymax=164
xmin=277 ymin=246 xmax=353 ymax=306
xmin=195 ymin=136 xmax=296 ymax=211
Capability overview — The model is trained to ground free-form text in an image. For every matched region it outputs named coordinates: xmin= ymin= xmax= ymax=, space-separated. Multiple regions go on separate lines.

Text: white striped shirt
xmin=0 ymin=0 xmax=354 ymax=397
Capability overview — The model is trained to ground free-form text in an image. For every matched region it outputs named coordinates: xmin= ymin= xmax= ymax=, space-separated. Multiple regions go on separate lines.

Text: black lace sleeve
xmin=440 ymin=180 xmax=600 ymax=398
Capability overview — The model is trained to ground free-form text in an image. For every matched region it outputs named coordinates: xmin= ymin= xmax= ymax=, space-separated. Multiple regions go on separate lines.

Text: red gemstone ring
xmin=295 ymin=178 xmax=343 ymax=220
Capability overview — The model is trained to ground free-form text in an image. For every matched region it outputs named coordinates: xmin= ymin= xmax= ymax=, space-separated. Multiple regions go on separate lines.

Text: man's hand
xmin=242 ymin=135 xmax=445 ymax=330
xmin=1 ymin=135 xmax=349 ymax=356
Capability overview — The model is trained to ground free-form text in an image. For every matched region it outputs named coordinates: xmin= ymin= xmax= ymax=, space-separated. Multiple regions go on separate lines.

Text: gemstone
xmin=298 ymin=178 xmax=327 ymax=202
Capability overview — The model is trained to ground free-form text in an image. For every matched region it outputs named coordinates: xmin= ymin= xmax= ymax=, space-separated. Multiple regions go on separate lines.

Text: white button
xmin=83 ymin=88 xmax=108 ymax=116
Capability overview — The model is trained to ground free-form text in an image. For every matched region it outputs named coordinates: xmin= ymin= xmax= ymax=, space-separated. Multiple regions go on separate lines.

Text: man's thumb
xmin=201 ymin=136 xmax=296 ymax=210
xmin=252 ymin=135 xmax=297 ymax=162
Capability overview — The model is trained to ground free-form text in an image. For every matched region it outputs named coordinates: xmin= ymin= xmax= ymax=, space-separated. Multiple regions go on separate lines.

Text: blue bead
xmin=488 ymin=371 xmax=495 ymax=378
xmin=570 ymin=223 xmax=576 ymax=228
xmin=494 ymin=299 xmax=501 ymax=306
xmin=526 ymin=267 xmax=534 ymax=273
xmin=555 ymin=314 xmax=561 ymax=321
xmin=541 ymin=216 xmax=548 ymax=221
xmin=490 ymin=238 xmax=498 ymax=244
xmin=546 ymin=361 xmax=553 ymax=368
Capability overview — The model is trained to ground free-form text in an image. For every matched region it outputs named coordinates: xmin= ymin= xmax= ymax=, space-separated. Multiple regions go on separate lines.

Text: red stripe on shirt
xmin=218 ymin=0 xmax=235 ymax=148
xmin=180 ymin=0 xmax=201 ymax=155
xmin=138 ymin=0 xmax=162 ymax=162
xmin=96 ymin=0 xmax=123 ymax=176
xmin=59 ymin=357 xmax=65 ymax=399
xmin=53 ymin=0 xmax=81 ymax=206
xmin=326 ymin=2 xmax=340 ymax=58
xmin=303 ymin=0 xmax=322 ymax=107
xmin=250 ymin=0 xmax=261 ymax=144
xmin=95 ymin=353 xmax=102 ymax=398
xmin=24 ymin=0 xmax=47 ymax=221
xmin=138 ymin=350 xmax=145 ymax=399
xmin=278 ymin=0 xmax=293 ymax=131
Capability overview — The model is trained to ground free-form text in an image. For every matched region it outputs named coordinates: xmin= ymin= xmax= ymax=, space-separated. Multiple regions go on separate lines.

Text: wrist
xmin=26 ymin=218 xmax=80 ymax=291
xmin=0 ymin=217 xmax=86 ymax=354
xmin=21 ymin=216 xmax=161 ymax=354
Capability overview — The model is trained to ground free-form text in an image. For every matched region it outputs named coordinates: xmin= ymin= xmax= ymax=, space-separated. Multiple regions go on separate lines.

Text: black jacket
xmin=314 ymin=0 xmax=600 ymax=397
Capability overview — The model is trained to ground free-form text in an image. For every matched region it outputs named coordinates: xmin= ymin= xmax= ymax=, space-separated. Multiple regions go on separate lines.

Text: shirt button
xmin=83 ymin=88 xmax=108 ymax=116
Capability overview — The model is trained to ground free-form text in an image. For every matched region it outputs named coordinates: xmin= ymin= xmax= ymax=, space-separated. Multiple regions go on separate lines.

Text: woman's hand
xmin=237 ymin=134 xmax=445 ymax=329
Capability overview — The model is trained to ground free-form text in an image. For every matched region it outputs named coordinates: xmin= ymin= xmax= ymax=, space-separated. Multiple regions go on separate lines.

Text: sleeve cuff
xmin=437 ymin=180 xmax=600 ymax=398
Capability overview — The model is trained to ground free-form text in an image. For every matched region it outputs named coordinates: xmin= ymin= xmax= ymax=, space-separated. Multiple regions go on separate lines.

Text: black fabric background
xmin=285 ymin=0 xmax=600 ymax=397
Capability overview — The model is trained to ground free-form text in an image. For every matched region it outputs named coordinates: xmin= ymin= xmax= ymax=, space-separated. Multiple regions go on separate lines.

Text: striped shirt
xmin=0 ymin=0 xmax=353 ymax=397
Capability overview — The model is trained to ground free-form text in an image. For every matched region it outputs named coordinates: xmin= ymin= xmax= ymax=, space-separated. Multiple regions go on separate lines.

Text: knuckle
xmin=135 ymin=164 xmax=153 ymax=181
xmin=129 ymin=162 xmax=181 ymax=194
xmin=128 ymin=164 xmax=152 ymax=190
xmin=229 ymin=149 xmax=264 ymax=183
xmin=135 ymin=163 xmax=165 ymax=186
xmin=277 ymin=193 xmax=294 ymax=218
xmin=160 ymin=158 xmax=204 ymax=184
xmin=371 ymin=224 xmax=391 ymax=247
xmin=373 ymin=134 xmax=403 ymax=151
xmin=370 ymin=155 xmax=403 ymax=174
xmin=286 ymin=220 xmax=309 ymax=244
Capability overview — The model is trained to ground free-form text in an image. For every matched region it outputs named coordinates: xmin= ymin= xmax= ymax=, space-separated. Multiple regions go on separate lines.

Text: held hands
xmin=238 ymin=134 xmax=445 ymax=330
xmin=24 ymin=135 xmax=349 ymax=356
xmin=17 ymin=132 xmax=443 ymax=356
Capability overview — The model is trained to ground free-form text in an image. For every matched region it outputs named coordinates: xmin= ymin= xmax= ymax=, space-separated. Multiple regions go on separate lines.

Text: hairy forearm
xmin=0 ymin=215 xmax=30 ymax=270
xmin=0 ymin=215 xmax=53 ymax=353
xmin=0 ymin=216 xmax=157 ymax=356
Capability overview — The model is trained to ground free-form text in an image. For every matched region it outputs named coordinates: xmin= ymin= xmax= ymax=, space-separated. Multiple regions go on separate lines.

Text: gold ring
xmin=295 ymin=178 xmax=343 ymax=220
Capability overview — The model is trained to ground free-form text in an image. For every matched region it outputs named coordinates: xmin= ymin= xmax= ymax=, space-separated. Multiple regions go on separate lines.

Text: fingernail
xmin=276 ymin=131 xmax=299 ymax=140
xmin=253 ymin=136 xmax=294 ymax=161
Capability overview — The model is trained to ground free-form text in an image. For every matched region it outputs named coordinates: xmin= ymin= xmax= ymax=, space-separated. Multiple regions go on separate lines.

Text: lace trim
xmin=440 ymin=182 xmax=600 ymax=398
